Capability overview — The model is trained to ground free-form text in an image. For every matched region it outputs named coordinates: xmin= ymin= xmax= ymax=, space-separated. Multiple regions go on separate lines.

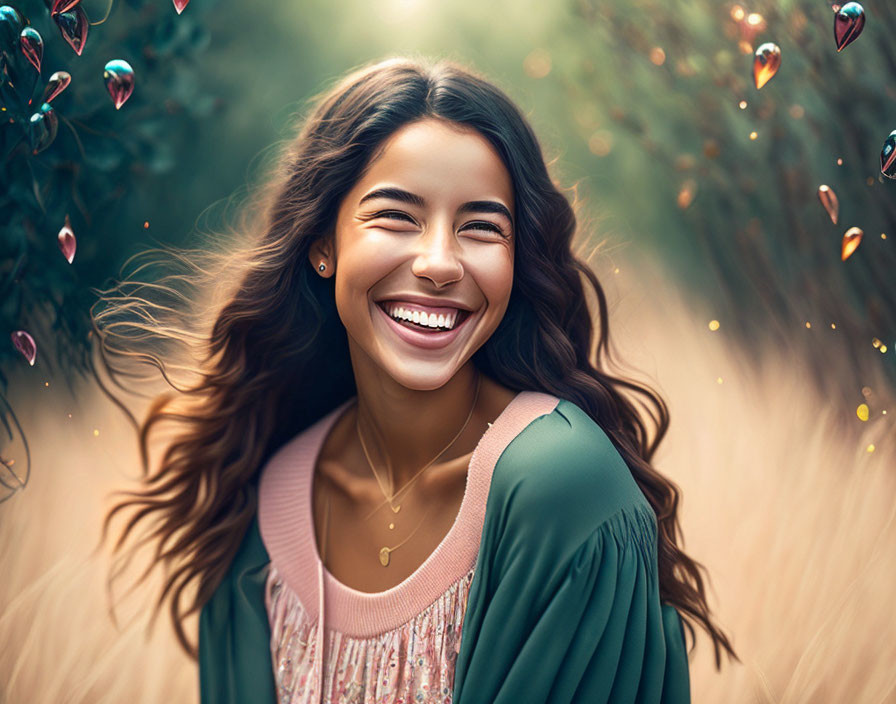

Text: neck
xmin=352 ymin=362 xmax=482 ymax=491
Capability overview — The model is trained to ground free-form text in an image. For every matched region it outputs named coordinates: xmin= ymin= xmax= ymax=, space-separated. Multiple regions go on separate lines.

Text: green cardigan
xmin=198 ymin=396 xmax=691 ymax=703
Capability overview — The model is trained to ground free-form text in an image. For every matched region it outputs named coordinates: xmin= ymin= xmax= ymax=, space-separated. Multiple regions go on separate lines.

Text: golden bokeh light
xmin=677 ymin=179 xmax=697 ymax=209
xmin=588 ymin=130 xmax=613 ymax=157
xmin=523 ymin=49 xmax=552 ymax=79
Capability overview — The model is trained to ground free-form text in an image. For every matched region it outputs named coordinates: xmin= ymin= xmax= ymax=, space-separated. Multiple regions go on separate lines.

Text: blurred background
xmin=2 ymin=0 xmax=894 ymax=701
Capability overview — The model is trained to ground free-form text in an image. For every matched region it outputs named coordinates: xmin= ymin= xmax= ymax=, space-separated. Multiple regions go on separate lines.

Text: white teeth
xmin=383 ymin=302 xmax=460 ymax=330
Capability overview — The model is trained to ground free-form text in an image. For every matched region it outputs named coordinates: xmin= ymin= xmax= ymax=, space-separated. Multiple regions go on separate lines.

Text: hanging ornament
xmin=57 ymin=214 xmax=76 ymax=263
xmin=54 ymin=6 xmax=88 ymax=56
xmin=752 ymin=42 xmax=781 ymax=89
xmin=18 ymin=26 xmax=42 ymax=73
xmin=834 ymin=2 xmax=865 ymax=52
xmin=0 ymin=5 xmax=24 ymax=48
xmin=172 ymin=0 xmax=189 ymax=14
xmin=50 ymin=0 xmax=80 ymax=14
xmin=841 ymin=226 xmax=863 ymax=261
xmin=103 ymin=59 xmax=134 ymax=109
xmin=880 ymin=130 xmax=896 ymax=180
xmin=11 ymin=330 xmax=36 ymax=366
xmin=28 ymin=102 xmax=57 ymax=153
xmin=39 ymin=70 xmax=70 ymax=103
xmin=0 ymin=11 xmax=37 ymax=109
xmin=817 ymin=185 xmax=839 ymax=224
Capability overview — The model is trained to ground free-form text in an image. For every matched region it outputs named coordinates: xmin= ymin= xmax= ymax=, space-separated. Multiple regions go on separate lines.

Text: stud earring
xmin=318 ymin=261 xmax=327 ymax=272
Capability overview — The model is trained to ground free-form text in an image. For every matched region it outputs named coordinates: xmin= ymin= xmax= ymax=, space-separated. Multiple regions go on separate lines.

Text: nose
xmin=410 ymin=219 xmax=464 ymax=288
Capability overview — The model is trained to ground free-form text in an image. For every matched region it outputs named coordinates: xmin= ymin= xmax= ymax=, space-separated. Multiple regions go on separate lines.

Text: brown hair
xmin=94 ymin=56 xmax=738 ymax=667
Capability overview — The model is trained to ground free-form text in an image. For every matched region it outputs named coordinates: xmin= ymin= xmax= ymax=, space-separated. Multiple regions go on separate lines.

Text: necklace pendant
xmin=390 ymin=504 xmax=401 ymax=513
xmin=379 ymin=547 xmax=390 ymax=566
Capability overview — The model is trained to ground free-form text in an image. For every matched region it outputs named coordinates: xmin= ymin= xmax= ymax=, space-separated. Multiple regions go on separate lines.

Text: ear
xmin=308 ymin=236 xmax=335 ymax=277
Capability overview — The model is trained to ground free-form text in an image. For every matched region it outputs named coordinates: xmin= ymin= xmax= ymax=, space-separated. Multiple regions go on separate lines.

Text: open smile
xmin=374 ymin=301 xmax=475 ymax=350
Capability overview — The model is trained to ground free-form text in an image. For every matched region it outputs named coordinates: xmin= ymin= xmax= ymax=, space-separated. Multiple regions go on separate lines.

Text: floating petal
xmin=172 ymin=0 xmax=189 ymax=13
xmin=54 ymin=6 xmax=88 ymax=56
xmin=817 ymin=185 xmax=839 ymax=224
xmin=841 ymin=226 xmax=863 ymax=261
xmin=51 ymin=0 xmax=80 ymax=14
xmin=752 ymin=42 xmax=781 ymax=89
xmin=834 ymin=2 xmax=865 ymax=52
xmin=57 ymin=214 xmax=76 ymax=263
xmin=40 ymin=70 xmax=70 ymax=103
xmin=103 ymin=59 xmax=134 ymax=109
xmin=11 ymin=330 xmax=36 ymax=365
xmin=28 ymin=102 xmax=57 ymax=153
xmin=19 ymin=27 xmax=42 ymax=73
xmin=856 ymin=403 xmax=869 ymax=421
xmin=880 ymin=130 xmax=896 ymax=180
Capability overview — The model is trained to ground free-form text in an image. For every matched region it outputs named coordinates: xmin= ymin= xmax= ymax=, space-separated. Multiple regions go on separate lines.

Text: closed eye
xmin=463 ymin=221 xmax=506 ymax=236
xmin=375 ymin=210 xmax=416 ymax=224
xmin=372 ymin=211 xmax=507 ymax=237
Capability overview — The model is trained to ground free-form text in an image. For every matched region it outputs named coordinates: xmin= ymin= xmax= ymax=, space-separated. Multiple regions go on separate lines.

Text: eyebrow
xmin=357 ymin=187 xmax=514 ymax=227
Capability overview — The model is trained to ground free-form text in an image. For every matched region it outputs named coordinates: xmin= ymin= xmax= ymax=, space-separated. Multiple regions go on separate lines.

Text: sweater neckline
xmin=259 ymin=389 xmax=560 ymax=637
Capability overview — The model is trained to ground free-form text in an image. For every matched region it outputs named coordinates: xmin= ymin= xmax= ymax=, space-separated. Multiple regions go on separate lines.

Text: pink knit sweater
xmin=258 ymin=391 xmax=560 ymax=704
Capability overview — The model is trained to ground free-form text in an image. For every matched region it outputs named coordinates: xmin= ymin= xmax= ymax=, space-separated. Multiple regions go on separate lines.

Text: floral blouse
xmin=265 ymin=563 xmax=476 ymax=704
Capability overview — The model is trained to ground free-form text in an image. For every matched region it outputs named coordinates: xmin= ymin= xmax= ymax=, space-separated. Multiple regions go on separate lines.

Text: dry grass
xmin=1 ymin=251 xmax=894 ymax=703
xmin=0 ymin=374 xmax=197 ymax=703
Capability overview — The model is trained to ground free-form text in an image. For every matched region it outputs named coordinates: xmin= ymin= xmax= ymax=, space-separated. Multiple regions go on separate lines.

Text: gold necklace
xmin=355 ymin=372 xmax=481 ymax=567
xmin=320 ymin=488 xmax=430 ymax=568
xmin=357 ymin=372 xmax=481 ymax=517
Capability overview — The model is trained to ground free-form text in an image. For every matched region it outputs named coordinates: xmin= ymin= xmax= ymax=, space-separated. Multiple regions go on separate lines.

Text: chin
xmin=385 ymin=365 xmax=459 ymax=392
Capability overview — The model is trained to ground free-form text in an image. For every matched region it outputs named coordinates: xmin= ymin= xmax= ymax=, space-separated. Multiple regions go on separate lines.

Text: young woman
xmin=97 ymin=56 xmax=737 ymax=704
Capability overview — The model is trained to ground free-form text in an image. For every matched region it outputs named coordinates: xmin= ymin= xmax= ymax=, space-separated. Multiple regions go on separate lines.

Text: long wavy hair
xmin=94 ymin=55 xmax=738 ymax=667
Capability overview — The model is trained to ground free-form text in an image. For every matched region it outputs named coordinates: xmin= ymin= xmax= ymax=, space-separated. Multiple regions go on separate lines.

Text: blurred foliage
xmin=552 ymin=0 xmax=895 ymax=403
xmin=1 ymin=0 xmax=219 ymax=498
xmin=1 ymin=0 xmax=894 ymax=498
xmin=1 ymin=0 xmax=217 ymax=377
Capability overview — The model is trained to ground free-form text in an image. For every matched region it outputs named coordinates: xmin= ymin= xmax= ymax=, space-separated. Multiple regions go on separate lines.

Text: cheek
xmin=332 ymin=239 xmax=400 ymax=330
xmin=471 ymin=247 xmax=514 ymax=306
xmin=335 ymin=235 xmax=392 ymax=292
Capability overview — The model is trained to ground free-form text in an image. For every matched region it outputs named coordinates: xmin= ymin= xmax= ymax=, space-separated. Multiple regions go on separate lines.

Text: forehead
xmin=352 ymin=118 xmax=514 ymax=210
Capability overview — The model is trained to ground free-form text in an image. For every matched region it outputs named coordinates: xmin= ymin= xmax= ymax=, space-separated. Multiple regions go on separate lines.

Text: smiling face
xmin=311 ymin=117 xmax=515 ymax=392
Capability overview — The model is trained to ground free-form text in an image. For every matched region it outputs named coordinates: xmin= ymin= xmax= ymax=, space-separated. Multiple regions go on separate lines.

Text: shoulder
xmin=489 ymin=397 xmax=654 ymax=549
